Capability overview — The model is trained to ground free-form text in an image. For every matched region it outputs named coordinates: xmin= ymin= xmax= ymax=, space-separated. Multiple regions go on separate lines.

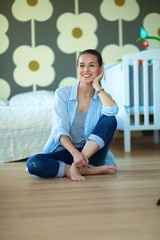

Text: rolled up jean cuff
xmin=56 ymin=161 xmax=65 ymax=177
xmin=88 ymin=134 xmax=105 ymax=149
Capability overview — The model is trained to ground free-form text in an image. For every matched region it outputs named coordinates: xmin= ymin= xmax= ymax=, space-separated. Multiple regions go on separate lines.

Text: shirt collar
xmin=69 ymin=81 xmax=98 ymax=101
xmin=69 ymin=81 xmax=79 ymax=100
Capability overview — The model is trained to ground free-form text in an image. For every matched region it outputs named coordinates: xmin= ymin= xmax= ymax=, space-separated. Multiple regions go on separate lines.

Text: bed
xmin=102 ymin=49 xmax=160 ymax=152
xmin=0 ymin=90 xmax=54 ymax=163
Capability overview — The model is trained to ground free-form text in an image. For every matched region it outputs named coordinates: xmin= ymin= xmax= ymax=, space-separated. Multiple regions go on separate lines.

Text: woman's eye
xmin=90 ymin=64 xmax=95 ymax=67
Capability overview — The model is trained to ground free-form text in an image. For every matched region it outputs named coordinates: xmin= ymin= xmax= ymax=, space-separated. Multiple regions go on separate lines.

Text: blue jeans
xmin=26 ymin=115 xmax=117 ymax=178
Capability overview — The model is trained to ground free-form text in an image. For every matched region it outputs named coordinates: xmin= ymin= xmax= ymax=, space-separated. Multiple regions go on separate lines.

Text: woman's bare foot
xmin=66 ymin=163 xmax=117 ymax=182
xmin=67 ymin=162 xmax=86 ymax=182
xmin=79 ymin=164 xmax=117 ymax=175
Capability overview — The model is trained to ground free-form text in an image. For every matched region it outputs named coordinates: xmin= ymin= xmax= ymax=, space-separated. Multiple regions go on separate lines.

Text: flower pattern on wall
xmin=12 ymin=0 xmax=53 ymax=21
xmin=58 ymin=77 xmax=78 ymax=88
xmin=57 ymin=12 xmax=98 ymax=54
xmin=102 ymin=44 xmax=139 ymax=64
xmin=143 ymin=13 xmax=160 ymax=49
xmin=100 ymin=0 xmax=139 ymax=21
xmin=0 ymin=14 xmax=9 ymax=54
xmin=0 ymin=78 xmax=11 ymax=101
xmin=13 ymin=45 xmax=55 ymax=91
xmin=11 ymin=0 xmax=55 ymax=92
xmin=0 ymin=0 xmax=159 ymax=98
xmin=100 ymin=0 xmax=139 ymax=64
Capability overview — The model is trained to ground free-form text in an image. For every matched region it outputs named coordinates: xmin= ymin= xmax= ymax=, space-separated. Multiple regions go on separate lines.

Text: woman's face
xmin=77 ymin=54 xmax=102 ymax=84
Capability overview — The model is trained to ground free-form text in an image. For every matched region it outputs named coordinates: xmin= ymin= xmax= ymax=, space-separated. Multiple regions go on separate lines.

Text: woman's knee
xmin=92 ymin=115 xmax=117 ymax=136
xmin=26 ymin=153 xmax=60 ymax=178
xmin=26 ymin=154 xmax=42 ymax=175
xmin=100 ymin=115 xmax=117 ymax=131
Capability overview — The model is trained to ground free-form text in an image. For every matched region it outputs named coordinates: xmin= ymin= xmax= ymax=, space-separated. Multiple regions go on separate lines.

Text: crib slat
xmin=123 ymin=61 xmax=130 ymax=108
xmin=123 ymin=60 xmax=130 ymax=130
xmin=133 ymin=60 xmax=139 ymax=126
xmin=143 ymin=60 xmax=149 ymax=126
xmin=153 ymin=59 xmax=160 ymax=126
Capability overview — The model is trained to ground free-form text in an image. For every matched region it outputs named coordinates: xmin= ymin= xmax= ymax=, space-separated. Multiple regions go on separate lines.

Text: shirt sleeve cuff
xmin=56 ymin=131 xmax=72 ymax=144
xmin=101 ymin=102 xmax=119 ymax=116
xmin=88 ymin=134 xmax=105 ymax=149
xmin=56 ymin=161 xmax=65 ymax=177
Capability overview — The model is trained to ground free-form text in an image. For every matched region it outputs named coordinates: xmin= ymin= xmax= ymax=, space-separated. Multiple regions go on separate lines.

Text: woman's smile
xmin=82 ymin=74 xmax=92 ymax=78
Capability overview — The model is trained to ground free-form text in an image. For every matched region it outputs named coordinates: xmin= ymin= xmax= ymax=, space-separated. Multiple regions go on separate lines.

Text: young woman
xmin=26 ymin=49 xmax=119 ymax=181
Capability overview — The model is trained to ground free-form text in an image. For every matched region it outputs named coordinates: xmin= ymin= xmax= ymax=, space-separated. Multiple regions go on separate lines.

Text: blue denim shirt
xmin=42 ymin=82 xmax=119 ymax=164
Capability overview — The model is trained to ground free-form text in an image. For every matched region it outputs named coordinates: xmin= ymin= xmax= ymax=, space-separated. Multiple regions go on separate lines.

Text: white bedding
xmin=0 ymin=90 xmax=54 ymax=163
xmin=0 ymin=106 xmax=52 ymax=163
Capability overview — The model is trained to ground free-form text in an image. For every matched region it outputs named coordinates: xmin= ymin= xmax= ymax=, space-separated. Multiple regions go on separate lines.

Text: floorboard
xmin=0 ymin=136 xmax=160 ymax=240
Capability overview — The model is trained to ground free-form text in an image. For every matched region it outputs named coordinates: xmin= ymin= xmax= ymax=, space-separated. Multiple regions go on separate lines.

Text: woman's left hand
xmin=92 ymin=68 xmax=104 ymax=89
xmin=73 ymin=151 xmax=89 ymax=168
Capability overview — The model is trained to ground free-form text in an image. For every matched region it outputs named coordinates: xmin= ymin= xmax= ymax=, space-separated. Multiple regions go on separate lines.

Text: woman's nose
xmin=84 ymin=65 xmax=89 ymax=71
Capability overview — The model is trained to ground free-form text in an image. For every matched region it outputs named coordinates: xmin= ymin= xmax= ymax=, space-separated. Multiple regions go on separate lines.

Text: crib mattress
xmin=0 ymin=106 xmax=52 ymax=163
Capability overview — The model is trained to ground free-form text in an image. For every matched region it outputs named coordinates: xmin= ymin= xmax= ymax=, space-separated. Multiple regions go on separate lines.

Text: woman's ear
xmin=99 ymin=65 xmax=104 ymax=74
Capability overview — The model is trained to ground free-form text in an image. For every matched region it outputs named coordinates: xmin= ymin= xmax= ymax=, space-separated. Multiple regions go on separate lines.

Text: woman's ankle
xmin=64 ymin=164 xmax=71 ymax=177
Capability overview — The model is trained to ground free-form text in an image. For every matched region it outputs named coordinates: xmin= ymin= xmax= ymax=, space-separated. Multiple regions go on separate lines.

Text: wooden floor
xmin=0 ymin=136 xmax=160 ymax=240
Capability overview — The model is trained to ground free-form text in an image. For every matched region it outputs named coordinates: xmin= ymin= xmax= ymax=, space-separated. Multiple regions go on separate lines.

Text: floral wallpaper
xmin=0 ymin=0 xmax=160 ymax=101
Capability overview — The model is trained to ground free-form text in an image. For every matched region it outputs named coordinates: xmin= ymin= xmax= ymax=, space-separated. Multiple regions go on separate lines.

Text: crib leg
xmin=124 ymin=130 xmax=131 ymax=152
xmin=153 ymin=130 xmax=159 ymax=144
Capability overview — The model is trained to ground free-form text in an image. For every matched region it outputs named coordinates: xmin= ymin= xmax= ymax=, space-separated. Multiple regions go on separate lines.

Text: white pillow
xmin=9 ymin=90 xmax=55 ymax=106
xmin=0 ymin=99 xmax=8 ymax=106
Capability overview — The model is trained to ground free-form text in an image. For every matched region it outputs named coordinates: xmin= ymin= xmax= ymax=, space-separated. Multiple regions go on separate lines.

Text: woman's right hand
xmin=73 ymin=150 xmax=89 ymax=168
xmin=60 ymin=135 xmax=89 ymax=168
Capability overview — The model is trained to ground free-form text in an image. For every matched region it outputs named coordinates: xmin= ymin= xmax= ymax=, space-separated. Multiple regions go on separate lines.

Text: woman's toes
xmin=108 ymin=166 xmax=117 ymax=173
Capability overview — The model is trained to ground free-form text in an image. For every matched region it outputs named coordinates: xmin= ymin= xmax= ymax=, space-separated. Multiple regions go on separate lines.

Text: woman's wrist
xmin=70 ymin=147 xmax=80 ymax=158
xmin=92 ymin=82 xmax=101 ymax=91
xmin=97 ymin=88 xmax=104 ymax=94
xmin=60 ymin=135 xmax=79 ymax=157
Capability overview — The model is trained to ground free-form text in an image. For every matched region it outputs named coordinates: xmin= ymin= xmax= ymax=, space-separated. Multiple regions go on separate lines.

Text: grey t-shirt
xmin=54 ymin=109 xmax=87 ymax=152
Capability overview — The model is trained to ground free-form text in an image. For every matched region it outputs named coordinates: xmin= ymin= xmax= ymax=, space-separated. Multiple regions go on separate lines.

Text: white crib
xmin=102 ymin=49 xmax=160 ymax=152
